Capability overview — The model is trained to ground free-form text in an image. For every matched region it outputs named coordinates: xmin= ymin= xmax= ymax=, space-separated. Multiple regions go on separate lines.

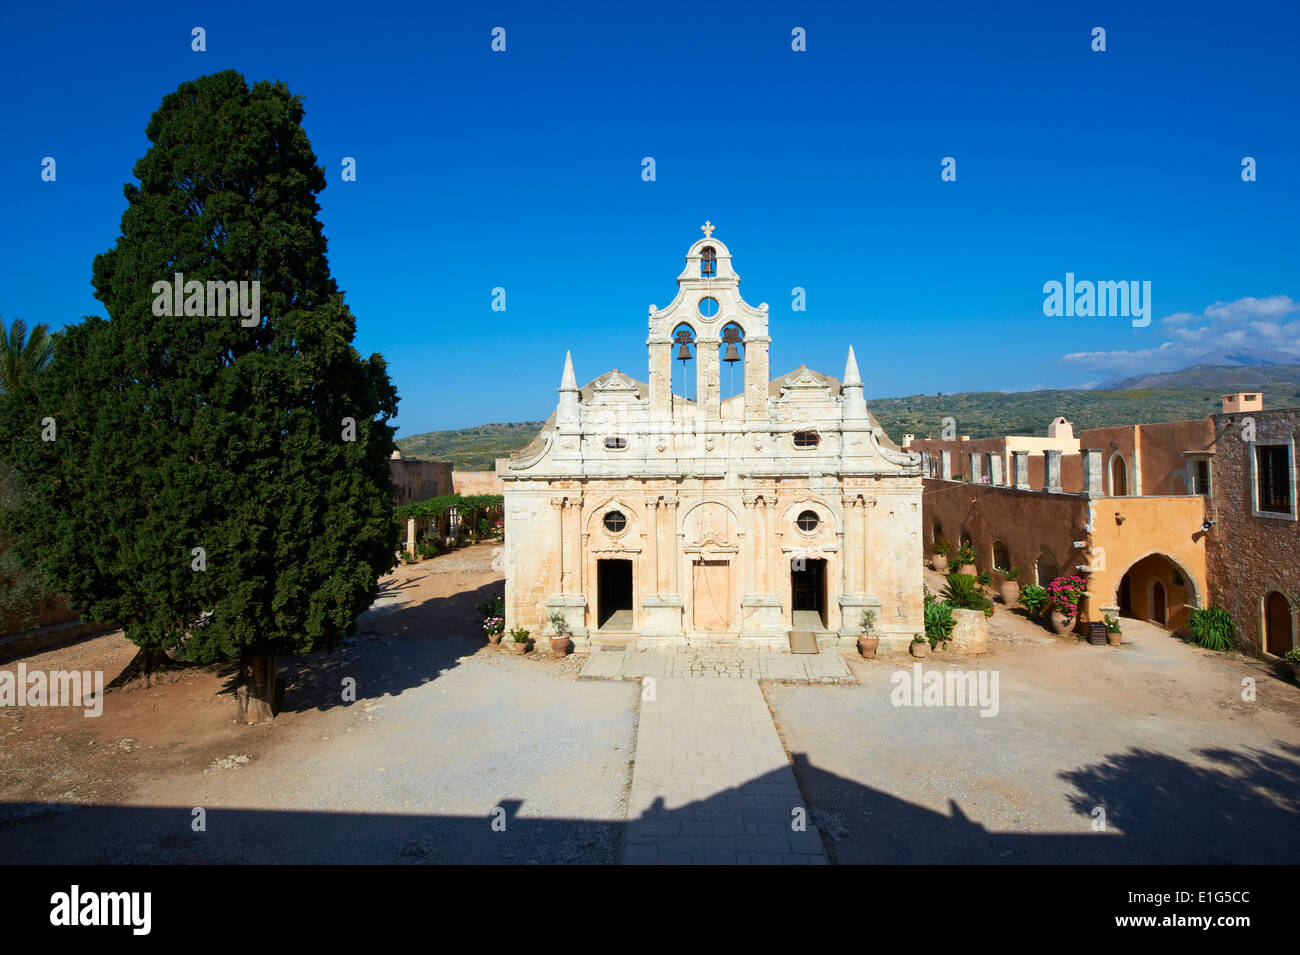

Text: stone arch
xmin=779 ymin=496 xmax=840 ymax=537
xmin=585 ymin=496 xmax=643 ymax=536
xmin=679 ymin=496 xmax=742 ymax=536
xmin=1113 ymin=550 xmax=1202 ymax=631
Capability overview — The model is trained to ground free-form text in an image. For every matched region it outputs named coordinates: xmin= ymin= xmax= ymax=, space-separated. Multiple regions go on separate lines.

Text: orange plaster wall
xmin=1085 ymin=495 xmax=1207 ymax=631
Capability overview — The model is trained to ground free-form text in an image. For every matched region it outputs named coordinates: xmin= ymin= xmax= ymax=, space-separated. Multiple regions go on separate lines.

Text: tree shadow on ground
xmin=214 ymin=578 xmax=504 ymax=716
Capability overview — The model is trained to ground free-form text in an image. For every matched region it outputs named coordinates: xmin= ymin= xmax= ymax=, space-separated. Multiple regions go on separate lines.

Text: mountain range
xmin=396 ymin=363 xmax=1300 ymax=470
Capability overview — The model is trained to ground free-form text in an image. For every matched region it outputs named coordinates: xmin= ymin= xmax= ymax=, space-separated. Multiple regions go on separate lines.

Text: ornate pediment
xmin=776 ymin=368 xmax=835 ymax=403
xmin=592 ymin=370 xmax=639 ymax=400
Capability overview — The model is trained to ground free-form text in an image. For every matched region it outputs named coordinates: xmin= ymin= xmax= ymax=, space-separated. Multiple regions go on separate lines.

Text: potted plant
xmin=1045 ymin=575 xmax=1087 ymax=636
xmin=1018 ymin=583 xmax=1048 ymax=617
xmin=953 ymin=543 xmax=977 ymax=576
xmin=1000 ymin=567 xmax=1021 ymax=605
xmin=507 ymin=627 xmax=532 ymax=654
xmin=940 ymin=572 xmax=994 ymax=618
xmin=910 ymin=633 xmax=930 ymax=658
xmin=548 ymin=611 xmax=572 ymax=657
xmin=923 ymin=594 xmax=956 ymax=651
xmin=1103 ymin=614 xmax=1122 ymax=646
xmin=478 ymin=594 xmax=505 ymax=644
xmin=1284 ymin=647 xmax=1300 ymax=684
xmin=932 ymin=537 xmax=951 ymax=574
xmin=857 ymin=609 xmax=879 ymax=658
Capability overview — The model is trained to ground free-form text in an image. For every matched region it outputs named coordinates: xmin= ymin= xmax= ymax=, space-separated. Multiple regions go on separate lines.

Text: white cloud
xmin=1059 ymin=295 xmax=1299 ymax=373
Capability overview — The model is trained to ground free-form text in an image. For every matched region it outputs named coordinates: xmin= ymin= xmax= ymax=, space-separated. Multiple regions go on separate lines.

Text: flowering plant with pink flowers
xmin=1046 ymin=575 xmax=1087 ymax=617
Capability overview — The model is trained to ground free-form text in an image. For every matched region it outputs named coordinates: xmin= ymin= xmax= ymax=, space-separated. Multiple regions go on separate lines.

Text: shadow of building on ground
xmin=4 ymin=743 xmax=1297 ymax=864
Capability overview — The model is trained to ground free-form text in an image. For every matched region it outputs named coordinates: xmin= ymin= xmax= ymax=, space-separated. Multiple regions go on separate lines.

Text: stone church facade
xmin=497 ymin=227 xmax=923 ymax=651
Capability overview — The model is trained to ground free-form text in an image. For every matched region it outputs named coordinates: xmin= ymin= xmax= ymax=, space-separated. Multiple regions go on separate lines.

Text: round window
xmin=698 ymin=296 xmax=719 ymax=318
xmin=603 ymin=511 xmax=627 ymax=534
xmin=796 ymin=510 xmax=820 ymax=533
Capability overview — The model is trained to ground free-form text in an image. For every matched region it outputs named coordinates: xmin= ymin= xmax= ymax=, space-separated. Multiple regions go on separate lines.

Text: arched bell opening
xmin=719 ymin=321 xmax=746 ymax=408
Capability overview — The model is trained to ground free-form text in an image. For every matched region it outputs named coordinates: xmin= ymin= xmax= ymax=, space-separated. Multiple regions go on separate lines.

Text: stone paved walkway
xmin=580 ymin=646 xmax=852 ymax=683
xmin=622 ymin=677 xmax=827 ymax=863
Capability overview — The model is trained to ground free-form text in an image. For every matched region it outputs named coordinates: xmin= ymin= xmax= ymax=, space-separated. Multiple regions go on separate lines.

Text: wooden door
xmin=1151 ymin=580 xmax=1166 ymax=625
xmin=1266 ymin=592 xmax=1292 ymax=655
xmin=692 ymin=560 xmax=731 ymax=632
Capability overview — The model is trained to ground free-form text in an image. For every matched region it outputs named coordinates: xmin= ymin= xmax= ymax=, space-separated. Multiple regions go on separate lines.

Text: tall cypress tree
xmin=0 ymin=71 xmax=399 ymax=723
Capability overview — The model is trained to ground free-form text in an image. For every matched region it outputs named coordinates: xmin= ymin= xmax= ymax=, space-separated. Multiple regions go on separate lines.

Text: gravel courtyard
xmin=1 ymin=544 xmax=639 ymax=864
xmin=3 ymin=547 xmax=1298 ymax=864
xmin=767 ymin=599 xmax=1300 ymax=864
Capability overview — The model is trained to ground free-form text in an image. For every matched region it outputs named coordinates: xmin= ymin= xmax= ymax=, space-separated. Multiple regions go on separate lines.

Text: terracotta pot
xmin=959 ymin=565 xmax=978 ymax=577
xmin=550 ymin=636 xmax=570 ymax=656
xmin=932 ymin=555 xmax=949 ymax=573
xmin=999 ymin=580 xmax=1020 ymax=605
xmin=857 ymin=634 xmax=879 ymax=658
xmin=1107 ymin=632 xmax=1122 ymax=647
xmin=508 ymin=640 xmax=531 ymax=654
xmin=910 ymin=640 xmax=930 ymax=658
xmin=487 ymin=631 xmax=503 ymax=645
xmin=1049 ymin=611 xmax=1075 ymax=636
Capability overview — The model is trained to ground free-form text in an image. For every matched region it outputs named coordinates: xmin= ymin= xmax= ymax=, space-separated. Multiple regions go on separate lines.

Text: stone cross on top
xmin=701 ymin=220 xmax=715 ymax=238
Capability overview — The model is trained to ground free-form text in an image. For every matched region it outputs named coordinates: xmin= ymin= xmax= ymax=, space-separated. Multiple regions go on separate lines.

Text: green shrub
xmin=1103 ymin=614 xmax=1122 ymax=634
xmin=924 ymin=599 xmax=956 ymax=647
xmin=1018 ymin=584 xmax=1048 ymax=615
xmin=1186 ymin=606 xmax=1238 ymax=652
xmin=1005 ymin=567 xmax=1021 ymax=581
xmin=548 ymin=611 xmax=571 ymax=636
xmin=933 ymin=537 xmax=951 ymax=556
xmin=941 ymin=572 xmax=993 ymax=618
xmin=509 ymin=627 xmax=531 ymax=644
xmin=953 ymin=543 xmax=976 ymax=567
xmin=1283 ymin=648 xmax=1300 ymax=666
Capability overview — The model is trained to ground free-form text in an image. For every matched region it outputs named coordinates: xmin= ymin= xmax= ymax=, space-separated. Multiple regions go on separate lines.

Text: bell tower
xmin=647 ymin=223 xmax=770 ymax=422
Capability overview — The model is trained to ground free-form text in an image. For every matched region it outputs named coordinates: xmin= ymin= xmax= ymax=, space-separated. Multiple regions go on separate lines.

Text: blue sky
xmin=2 ymin=0 xmax=1297 ymax=435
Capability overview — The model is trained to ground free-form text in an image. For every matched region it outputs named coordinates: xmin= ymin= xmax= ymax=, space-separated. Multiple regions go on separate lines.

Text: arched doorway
xmin=1149 ymin=580 xmax=1167 ymax=626
xmin=1264 ymin=591 xmax=1293 ymax=656
xmin=1116 ymin=553 xmax=1198 ymax=631
xmin=1110 ymin=454 xmax=1128 ymax=496
xmin=1036 ymin=552 xmax=1059 ymax=587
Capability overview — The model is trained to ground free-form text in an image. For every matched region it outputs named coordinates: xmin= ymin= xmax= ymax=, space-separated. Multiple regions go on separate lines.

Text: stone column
xmin=1012 ymin=451 xmax=1029 ymax=489
xmin=1044 ymin=450 xmax=1062 ymax=493
xmin=405 ymin=517 xmax=417 ymax=555
xmin=664 ymin=499 xmax=680 ymax=594
xmin=741 ymin=496 xmax=756 ymax=596
xmin=644 ymin=497 xmax=660 ymax=596
xmin=842 ymin=496 xmax=858 ymax=595
xmin=940 ymin=449 xmax=952 ymax=480
xmin=989 ymin=454 xmax=1004 ymax=486
xmin=1081 ymin=449 xmax=1103 ymax=498
xmin=969 ymin=453 xmax=983 ymax=484
xmin=697 ymin=335 xmax=721 ymax=419
xmin=551 ymin=497 xmax=565 ymax=593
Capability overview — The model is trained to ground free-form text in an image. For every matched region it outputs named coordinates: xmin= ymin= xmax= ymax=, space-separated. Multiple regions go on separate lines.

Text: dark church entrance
xmin=597 ymin=559 xmax=634 ymax=630
xmin=791 ymin=558 xmax=827 ymax=630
